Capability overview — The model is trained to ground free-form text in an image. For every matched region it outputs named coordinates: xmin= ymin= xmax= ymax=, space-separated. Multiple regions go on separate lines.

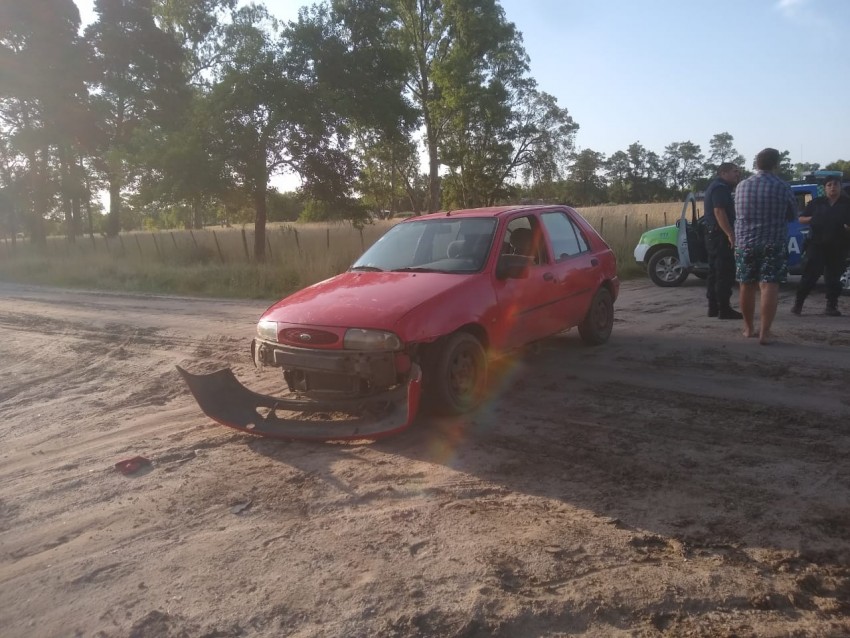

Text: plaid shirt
xmin=733 ymin=171 xmax=796 ymax=246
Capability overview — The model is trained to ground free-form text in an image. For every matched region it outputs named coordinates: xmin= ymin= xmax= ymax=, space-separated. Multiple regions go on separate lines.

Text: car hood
xmin=261 ymin=270 xmax=479 ymax=330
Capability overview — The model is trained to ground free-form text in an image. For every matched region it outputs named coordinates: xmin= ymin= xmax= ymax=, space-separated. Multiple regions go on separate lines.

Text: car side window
xmin=504 ymin=216 xmax=548 ymax=265
xmin=541 ymin=212 xmax=588 ymax=261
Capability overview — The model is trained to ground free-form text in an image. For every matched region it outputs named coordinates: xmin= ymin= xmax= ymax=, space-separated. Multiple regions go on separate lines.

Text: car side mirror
xmin=496 ymin=254 xmax=531 ymax=280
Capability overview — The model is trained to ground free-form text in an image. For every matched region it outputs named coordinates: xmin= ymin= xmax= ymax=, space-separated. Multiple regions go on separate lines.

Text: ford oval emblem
xmin=298 ymin=333 xmax=312 ymax=342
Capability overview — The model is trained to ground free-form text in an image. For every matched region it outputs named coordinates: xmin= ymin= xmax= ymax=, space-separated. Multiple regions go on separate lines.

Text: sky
xmin=75 ymin=0 xmax=850 ymax=182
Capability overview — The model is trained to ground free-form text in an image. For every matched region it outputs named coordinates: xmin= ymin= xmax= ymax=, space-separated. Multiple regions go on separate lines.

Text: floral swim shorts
xmin=734 ymin=241 xmax=788 ymax=284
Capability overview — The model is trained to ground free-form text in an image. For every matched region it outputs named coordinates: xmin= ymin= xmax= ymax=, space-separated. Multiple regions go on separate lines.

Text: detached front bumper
xmin=177 ymin=363 xmax=422 ymax=442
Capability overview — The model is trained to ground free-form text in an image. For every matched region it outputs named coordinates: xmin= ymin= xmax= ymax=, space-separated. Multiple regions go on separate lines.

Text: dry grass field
xmin=0 ymin=202 xmax=687 ymax=295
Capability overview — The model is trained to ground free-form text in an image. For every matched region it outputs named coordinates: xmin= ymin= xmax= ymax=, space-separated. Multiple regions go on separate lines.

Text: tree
xmin=206 ymin=1 xmax=413 ymax=260
xmin=0 ymin=0 xmax=90 ymax=244
xmin=564 ymin=149 xmax=606 ymax=206
xmin=793 ymin=162 xmax=820 ymax=179
xmin=392 ymin=0 xmax=540 ymax=211
xmin=85 ymin=0 xmax=188 ymax=236
xmin=776 ymin=150 xmax=794 ymax=182
xmin=705 ymin=132 xmax=745 ymax=174
xmin=355 ymin=132 xmax=421 ymax=216
xmin=152 ymin=0 xmax=237 ymax=84
xmin=664 ymin=141 xmax=704 ymax=192
xmin=135 ymin=90 xmax=229 ymax=229
xmin=604 ymin=150 xmax=630 ymax=203
xmin=442 ymin=87 xmax=577 ymax=208
xmin=825 ymin=159 xmax=850 ymax=176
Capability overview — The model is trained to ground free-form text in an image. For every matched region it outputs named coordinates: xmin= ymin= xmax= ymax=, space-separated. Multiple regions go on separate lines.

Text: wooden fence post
xmin=624 ymin=215 xmax=628 ymax=237
xmin=170 ymin=232 xmax=178 ymax=254
xmin=151 ymin=233 xmax=162 ymax=261
xmin=645 ymin=213 xmax=649 ymax=230
xmin=600 ymin=217 xmax=605 ymax=234
xmin=663 ymin=211 xmax=668 ymax=226
xmin=212 ymin=231 xmax=225 ymax=263
xmin=359 ymin=228 xmax=364 ymax=251
xmin=241 ymin=228 xmax=250 ymax=261
xmin=135 ymin=235 xmax=143 ymax=258
xmin=326 ymin=228 xmax=330 ymax=250
xmin=266 ymin=235 xmax=273 ymax=260
xmin=189 ymin=230 xmax=198 ymax=249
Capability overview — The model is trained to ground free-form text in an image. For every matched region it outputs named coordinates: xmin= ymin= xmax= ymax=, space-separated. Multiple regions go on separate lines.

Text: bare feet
xmin=759 ymin=331 xmax=773 ymax=345
xmin=742 ymin=326 xmax=756 ymax=338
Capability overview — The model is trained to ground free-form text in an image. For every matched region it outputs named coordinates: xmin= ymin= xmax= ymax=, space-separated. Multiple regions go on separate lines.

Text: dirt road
xmin=1 ymin=279 xmax=849 ymax=637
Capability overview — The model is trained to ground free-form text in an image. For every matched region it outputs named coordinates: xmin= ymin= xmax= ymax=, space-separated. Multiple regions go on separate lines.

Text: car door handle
xmin=591 ymin=258 xmax=599 ymax=266
xmin=543 ymin=272 xmax=555 ymax=281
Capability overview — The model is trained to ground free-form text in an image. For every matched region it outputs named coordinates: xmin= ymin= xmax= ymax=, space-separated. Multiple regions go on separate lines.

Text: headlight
xmin=257 ymin=319 xmax=279 ymax=341
xmin=343 ymin=328 xmax=402 ymax=351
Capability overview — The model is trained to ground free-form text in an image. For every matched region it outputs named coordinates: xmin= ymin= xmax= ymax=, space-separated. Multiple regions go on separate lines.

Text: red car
xmin=179 ymin=205 xmax=619 ymax=440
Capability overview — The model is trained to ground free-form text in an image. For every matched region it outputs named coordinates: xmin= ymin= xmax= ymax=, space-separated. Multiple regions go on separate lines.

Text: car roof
xmin=402 ymin=205 xmax=568 ymax=221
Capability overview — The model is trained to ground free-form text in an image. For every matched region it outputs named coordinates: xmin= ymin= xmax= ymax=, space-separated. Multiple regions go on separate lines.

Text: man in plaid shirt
xmin=733 ymin=148 xmax=797 ymax=344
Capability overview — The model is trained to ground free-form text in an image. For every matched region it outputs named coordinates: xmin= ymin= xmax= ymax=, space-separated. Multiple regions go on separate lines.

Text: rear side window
xmin=541 ymin=212 xmax=589 ymax=261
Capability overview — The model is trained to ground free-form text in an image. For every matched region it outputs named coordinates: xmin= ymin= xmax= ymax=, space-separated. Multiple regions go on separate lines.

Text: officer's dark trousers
xmin=796 ymin=243 xmax=848 ymax=307
xmin=705 ymin=227 xmax=735 ymax=311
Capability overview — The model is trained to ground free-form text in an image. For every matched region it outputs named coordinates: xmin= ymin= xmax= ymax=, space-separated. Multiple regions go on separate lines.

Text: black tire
xmin=692 ymin=271 xmax=708 ymax=280
xmin=647 ymin=247 xmax=688 ymax=287
xmin=423 ymin=332 xmax=487 ymax=415
xmin=578 ymin=288 xmax=614 ymax=346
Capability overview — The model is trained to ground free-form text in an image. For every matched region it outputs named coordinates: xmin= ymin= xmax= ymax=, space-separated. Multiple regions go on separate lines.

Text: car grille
xmin=279 ymin=328 xmax=339 ymax=346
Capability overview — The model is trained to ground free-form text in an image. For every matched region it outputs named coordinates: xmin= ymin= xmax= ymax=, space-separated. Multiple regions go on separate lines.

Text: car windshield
xmin=351 ymin=217 xmax=497 ymax=273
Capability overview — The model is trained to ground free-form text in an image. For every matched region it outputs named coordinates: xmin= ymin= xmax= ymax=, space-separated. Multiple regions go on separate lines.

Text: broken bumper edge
xmin=176 ymin=364 xmax=422 ymax=442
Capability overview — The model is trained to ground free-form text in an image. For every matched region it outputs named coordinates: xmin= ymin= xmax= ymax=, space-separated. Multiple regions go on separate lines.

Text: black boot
xmin=717 ymin=307 xmax=743 ymax=320
xmin=708 ymin=303 xmax=719 ymax=318
xmin=791 ymin=299 xmax=803 ymax=315
xmin=825 ymin=302 xmax=841 ymax=317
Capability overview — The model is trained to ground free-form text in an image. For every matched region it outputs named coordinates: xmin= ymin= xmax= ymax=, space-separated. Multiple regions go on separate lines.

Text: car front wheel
xmin=423 ymin=332 xmax=487 ymax=416
xmin=647 ymin=247 xmax=688 ymax=287
xmin=578 ymin=288 xmax=614 ymax=345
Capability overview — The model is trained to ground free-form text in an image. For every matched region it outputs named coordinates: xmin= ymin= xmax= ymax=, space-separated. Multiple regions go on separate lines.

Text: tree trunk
xmin=253 ymin=180 xmax=267 ymax=263
xmin=106 ymin=172 xmax=121 ymax=237
xmin=59 ymin=146 xmax=76 ymax=243
xmin=192 ymin=198 xmax=202 ymax=229
xmin=427 ymin=131 xmax=440 ymax=213
xmin=27 ymin=147 xmax=48 ymax=246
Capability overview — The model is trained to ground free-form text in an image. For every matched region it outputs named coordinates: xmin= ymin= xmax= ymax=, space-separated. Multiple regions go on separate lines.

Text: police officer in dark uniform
xmin=792 ymin=175 xmax=850 ymax=316
xmin=703 ymin=163 xmax=742 ymax=318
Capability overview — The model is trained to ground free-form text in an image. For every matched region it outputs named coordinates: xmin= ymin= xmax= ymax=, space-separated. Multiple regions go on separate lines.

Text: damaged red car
xmin=179 ymin=205 xmax=619 ymax=441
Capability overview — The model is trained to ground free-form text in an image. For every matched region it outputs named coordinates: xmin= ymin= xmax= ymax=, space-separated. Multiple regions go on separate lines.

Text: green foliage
xmin=298 ymin=197 xmax=370 ymax=227
xmin=2 ymin=0 xmax=847 ymax=248
xmin=664 ymin=141 xmax=704 ymax=192
xmin=85 ymin=0 xmax=190 ymax=236
xmin=268 ymin=189 xmax=305 ymax=222
xmin=705 ymin=132 xmax=745 ymax=174
xmin=825 ymin=159 xmax=850 ymax=176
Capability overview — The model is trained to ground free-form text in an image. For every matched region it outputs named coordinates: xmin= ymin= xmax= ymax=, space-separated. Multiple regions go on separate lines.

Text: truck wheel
xmin=578 ymin=288 xmax=614 ymax=346
xmin=423 ymin=332 xmax=487 ymax=415
xmin=647 ymin=247 xmax=688 ymax=287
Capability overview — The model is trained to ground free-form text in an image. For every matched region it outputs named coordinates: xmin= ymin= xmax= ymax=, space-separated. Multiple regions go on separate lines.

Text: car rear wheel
xmin=578 ymin=288 xmax=614 ymax=345
xmin=423 ymin=332 xmax=487 ymax=415
xmin=647 ymin=247 xmax=688 ymax=287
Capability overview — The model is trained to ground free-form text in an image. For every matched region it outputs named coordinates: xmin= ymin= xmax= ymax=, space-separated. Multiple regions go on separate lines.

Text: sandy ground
xmin=1 ymin=277 xmax=850 ymax=638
